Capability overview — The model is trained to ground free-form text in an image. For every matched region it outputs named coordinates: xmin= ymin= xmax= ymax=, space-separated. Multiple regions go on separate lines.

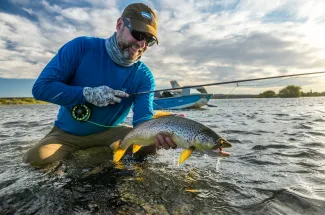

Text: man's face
xmin=116 ymin=22 xmax=148 ymax=61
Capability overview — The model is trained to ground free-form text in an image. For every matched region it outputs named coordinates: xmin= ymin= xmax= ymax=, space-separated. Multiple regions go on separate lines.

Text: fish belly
xmin=120 ymin=136 xmax=156 ymax=149
xmin=120 ymin=116 xmax=199 ymax=150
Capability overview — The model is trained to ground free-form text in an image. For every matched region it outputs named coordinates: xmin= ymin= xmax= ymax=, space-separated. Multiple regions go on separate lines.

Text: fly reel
xmin=71 ymin=104 xmax=91 ymax=121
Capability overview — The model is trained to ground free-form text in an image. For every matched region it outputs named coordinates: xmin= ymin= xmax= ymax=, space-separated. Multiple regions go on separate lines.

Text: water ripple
xmin=240 ymin=188 xmax=325 ymax=215
xmin=252 ymin=144 xmax=292 ymax=150
xmin=0 ymin=99 xmax=324 ymax=214
xmin=222 ymin=130 xmax=263 ymax=136
xmin=274 ymin=149 xmax=325 ymax=160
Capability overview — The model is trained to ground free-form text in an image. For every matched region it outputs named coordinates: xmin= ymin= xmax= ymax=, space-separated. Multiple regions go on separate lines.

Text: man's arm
xmin=132 ymin=68 xmax=177 ymax=153
xmin=32 ymin=37 xmax=88 ymax=107
xmin=132 ymin=67 xmax=155 ymax=126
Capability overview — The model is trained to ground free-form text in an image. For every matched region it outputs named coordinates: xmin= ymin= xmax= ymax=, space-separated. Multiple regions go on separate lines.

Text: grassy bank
xmin=0 ymin=97 xmax=48 ymax=105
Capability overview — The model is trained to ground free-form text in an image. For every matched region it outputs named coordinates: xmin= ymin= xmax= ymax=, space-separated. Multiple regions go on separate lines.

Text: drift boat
xmin=153 ymin=81 xmax=212 ymax=110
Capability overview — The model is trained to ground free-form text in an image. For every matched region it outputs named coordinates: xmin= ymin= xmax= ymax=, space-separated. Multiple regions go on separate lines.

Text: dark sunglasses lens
xmin=147 ymin=37 xmax=157 ymax=46
xmin=131 ymin=30 xmax=156 ymax=46
xmin=131 ymin=31 xmax=144 ymax=41
xmin=147 ymin=37 xmax=156 ymax=47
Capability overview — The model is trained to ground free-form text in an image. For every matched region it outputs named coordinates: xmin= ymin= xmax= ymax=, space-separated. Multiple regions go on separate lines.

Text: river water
xmin=0 ymin=98 xmax=324 ymax=215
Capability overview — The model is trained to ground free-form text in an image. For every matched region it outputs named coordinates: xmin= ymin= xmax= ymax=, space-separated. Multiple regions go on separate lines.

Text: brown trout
xmin=113 ymin=114 xmax=232 ymax=164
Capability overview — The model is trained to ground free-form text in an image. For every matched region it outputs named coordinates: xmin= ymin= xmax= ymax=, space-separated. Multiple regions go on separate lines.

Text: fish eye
xmin=217 ymin=138 xmax=232 ymax=148
xmin=217 ymin=138 xmax=225 ymax=147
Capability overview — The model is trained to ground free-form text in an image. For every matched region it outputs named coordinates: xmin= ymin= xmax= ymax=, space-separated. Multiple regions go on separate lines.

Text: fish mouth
xmin=215 ymin=138 xmax=232 ymax=157
xmin=215 ymin=148 xmax=230 ymax=157
xmin=219 ymin=138 xmax=232 ymax=148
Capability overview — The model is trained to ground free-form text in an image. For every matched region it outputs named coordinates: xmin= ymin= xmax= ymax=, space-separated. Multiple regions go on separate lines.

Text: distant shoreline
xmin=0 ymin=97 xmax=48 ymax=105
xmin=1 ymin=95 xmax=324 ymax=105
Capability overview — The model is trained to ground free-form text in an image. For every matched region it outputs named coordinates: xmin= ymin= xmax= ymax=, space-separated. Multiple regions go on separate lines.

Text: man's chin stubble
xmin=122 ymin=49 xmax=139 ymax=60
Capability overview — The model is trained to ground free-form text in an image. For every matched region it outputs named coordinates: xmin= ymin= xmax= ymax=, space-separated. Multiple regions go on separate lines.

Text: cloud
xmin=1 ymin=0 xmax=325 ymax=94
xmin=177 ymin=32 xmax=324 ymax=67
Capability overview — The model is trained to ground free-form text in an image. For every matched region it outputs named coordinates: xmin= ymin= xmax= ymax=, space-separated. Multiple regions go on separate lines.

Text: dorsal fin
xmin=153 ymin=111 xmax=174 ymax=118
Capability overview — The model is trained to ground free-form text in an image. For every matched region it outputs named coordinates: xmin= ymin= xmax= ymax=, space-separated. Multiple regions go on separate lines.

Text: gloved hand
xmin=83 ymin=86 xmax=129 ymax=107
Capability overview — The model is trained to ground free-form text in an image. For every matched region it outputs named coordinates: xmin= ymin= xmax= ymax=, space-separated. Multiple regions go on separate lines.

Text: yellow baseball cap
xmin=121 ymin=3 xmax=158 ymax=44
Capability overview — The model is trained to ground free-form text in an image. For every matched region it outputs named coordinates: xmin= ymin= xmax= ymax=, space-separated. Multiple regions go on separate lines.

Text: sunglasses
xmin=122 ymin=18 xmax=157 ymax=47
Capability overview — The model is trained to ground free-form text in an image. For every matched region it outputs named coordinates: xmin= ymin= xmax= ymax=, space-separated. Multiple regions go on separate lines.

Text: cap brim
xmin=130 ymin=19 xmax=159 ymax=44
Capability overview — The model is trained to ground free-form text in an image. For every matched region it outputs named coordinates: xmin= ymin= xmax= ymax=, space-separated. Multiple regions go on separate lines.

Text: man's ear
xmin=116 ymin=17 xmax=123 ymax=33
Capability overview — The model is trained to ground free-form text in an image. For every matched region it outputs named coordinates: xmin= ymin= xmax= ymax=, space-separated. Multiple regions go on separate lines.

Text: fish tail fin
xmin=133 ymin=144 xmax=143 ymax=153
xmin=113 ymin=148 xmax=128 ymax=162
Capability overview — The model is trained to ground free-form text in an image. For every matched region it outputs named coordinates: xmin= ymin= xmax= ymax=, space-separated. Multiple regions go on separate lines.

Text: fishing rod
xmin=71 ymin=71 xmax=325 ymax=122
xmin=131 ymin=71 xmax=325 ymax=95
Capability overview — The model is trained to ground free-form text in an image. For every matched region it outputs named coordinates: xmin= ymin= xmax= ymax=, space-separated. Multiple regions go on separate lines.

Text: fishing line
xmin=71 ymin=104 xmax=123 ymax=128
xmin=153 ymin=100 xmax=167 ymax=111
xmin=225 ymin=83 xmax=239 ymax=99
xmin=223 ymin=78 xmax=293 ymax=97
xmin=240 ymin=74 xmax=325 ymax=87
xmin=240 ymin=77 xmax=294 ymax=87
xmin=222 ymin=79 xmax=293 ymax=98
xmin=71 ymin=101 xmax=166 ymax=128
xmin=86 ymin=121 xmax=122 ymax=128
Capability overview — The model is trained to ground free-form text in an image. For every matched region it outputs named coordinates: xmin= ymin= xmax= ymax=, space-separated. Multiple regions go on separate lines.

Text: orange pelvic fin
xmin=178 ymin=147 xmax=195 ymax=165
xmin=113 ymin=148 xmax=127 ymax=162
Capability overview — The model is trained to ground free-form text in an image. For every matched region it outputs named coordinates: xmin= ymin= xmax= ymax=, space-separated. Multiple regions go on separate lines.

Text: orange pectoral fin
xmin=113 ymin=148 xmax=127 ymax=162
xmin=133 ymin=144 xmax=143 ymax=153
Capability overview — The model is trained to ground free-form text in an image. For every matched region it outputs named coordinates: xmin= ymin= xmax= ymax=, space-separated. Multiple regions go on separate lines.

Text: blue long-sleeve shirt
xmin=32 ymin=36 xmax=155 ymax=136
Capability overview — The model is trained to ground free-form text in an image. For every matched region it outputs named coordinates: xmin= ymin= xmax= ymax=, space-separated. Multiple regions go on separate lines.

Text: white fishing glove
xmin=83 ymin=86 xmax=129 ymax=107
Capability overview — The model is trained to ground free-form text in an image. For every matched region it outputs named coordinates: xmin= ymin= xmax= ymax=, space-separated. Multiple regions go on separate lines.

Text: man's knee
xmin=23 ymin=152 xmax=46 ymax=166
xmin=23 ymin=143 xmax=73 ymax=166
xmin=23 ymin=149 xmax=52 ymax=166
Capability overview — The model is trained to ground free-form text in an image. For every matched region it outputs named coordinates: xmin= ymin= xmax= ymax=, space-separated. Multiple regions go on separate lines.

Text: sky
xmin=1 ymin=0 xmax=325 ymax=97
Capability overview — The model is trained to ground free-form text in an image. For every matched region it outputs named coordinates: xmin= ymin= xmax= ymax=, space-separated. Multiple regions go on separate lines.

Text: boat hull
xmin=153 ymin=94 xmax=212 ymax=110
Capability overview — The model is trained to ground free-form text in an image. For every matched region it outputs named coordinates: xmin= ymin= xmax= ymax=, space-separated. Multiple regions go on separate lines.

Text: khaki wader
xmin=23 ymin=126 xmax=155 ymax=166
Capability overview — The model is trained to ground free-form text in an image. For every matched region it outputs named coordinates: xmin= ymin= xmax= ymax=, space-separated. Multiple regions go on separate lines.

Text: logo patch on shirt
xmin=141 ymin=11 xmax=153 ymax=20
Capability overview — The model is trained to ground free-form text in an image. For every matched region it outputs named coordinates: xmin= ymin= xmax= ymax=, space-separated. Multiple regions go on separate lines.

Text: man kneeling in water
xmin=24 ymin=3 xmax=176 ymax=166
